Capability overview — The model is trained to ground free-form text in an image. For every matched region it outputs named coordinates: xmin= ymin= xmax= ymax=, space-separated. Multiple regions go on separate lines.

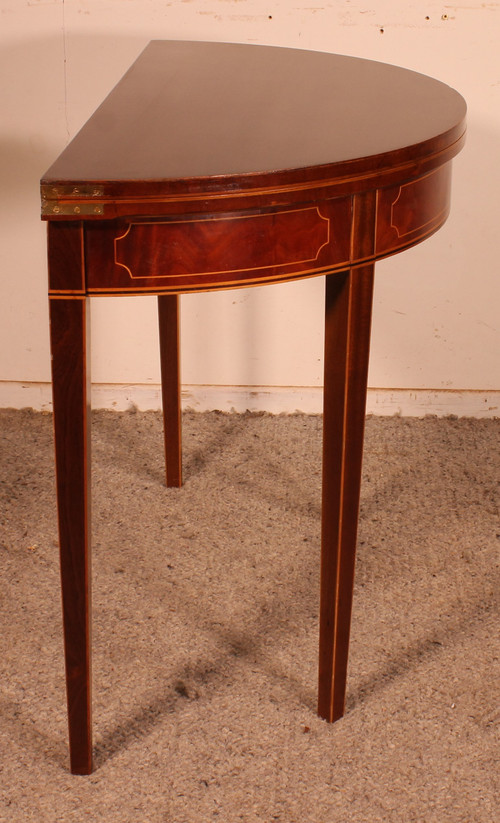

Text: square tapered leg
xmin=158 ymin=294 xmax=182 ymax=487
xmin=49 ymin=294 xmax=92 ymax=774
xmin=318 ymin=263 xmax=375 ymax=722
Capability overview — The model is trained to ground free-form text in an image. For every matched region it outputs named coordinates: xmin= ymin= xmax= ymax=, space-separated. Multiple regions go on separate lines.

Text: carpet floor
xmin=0 ymin=409 xmax=498 ymax=822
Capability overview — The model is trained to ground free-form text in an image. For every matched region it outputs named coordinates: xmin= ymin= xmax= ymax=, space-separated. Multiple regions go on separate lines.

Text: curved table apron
xmin=41 ymin=40 xmax=466 ymax=774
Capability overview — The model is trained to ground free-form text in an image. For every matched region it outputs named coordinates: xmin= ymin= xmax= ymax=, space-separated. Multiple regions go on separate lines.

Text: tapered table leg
xmin=49 ymin=294 xmax=92 ymax=774
xmin=158 ymin=294 xmax=182 ymax=487
xmin=318 ymin=263 xmax=375 ymax=722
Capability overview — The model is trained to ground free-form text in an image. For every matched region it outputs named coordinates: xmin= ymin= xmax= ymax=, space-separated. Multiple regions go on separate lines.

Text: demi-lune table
xmin=41 ymin=40 xmax=466 ymax=774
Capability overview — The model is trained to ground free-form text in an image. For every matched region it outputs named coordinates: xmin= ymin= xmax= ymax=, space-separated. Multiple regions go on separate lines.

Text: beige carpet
xmin=0 ymin=409 xmax=498 ymax=822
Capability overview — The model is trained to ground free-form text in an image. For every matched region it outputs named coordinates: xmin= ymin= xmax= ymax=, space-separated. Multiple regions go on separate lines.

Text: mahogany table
xmin=41 ymin=40 xmax=466 ymax=774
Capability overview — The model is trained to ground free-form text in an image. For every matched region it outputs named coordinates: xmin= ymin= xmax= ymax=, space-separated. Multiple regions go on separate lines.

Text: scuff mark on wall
xmin=227 ymin=15 xmax=274 ymax=22
xmin=445 ymin=3 xmax=499 ymax=8
xmin=197 ymin=11 xmax=223 ymax=19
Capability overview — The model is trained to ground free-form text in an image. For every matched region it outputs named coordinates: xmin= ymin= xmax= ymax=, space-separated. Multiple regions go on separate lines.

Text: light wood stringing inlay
xmin=114 ymin=207 xmax=330 ymax=280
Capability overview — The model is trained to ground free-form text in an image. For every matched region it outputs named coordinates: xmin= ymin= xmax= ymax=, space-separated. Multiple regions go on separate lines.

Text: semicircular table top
xmin=42 ymin=39 xmax=466 ymax=195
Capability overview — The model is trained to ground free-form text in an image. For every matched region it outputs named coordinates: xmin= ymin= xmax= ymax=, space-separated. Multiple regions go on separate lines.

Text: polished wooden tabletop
xmin=42 ymin=40 xmax=466 ymax=212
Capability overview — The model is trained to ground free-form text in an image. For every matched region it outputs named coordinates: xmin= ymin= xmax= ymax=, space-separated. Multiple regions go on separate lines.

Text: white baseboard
xmin=0 ymin=381 xmax=499 ymax=418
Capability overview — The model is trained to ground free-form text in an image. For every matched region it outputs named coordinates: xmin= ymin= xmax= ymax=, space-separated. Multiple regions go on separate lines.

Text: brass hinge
xmin=41 ymin=184 xmax=105 ymax=216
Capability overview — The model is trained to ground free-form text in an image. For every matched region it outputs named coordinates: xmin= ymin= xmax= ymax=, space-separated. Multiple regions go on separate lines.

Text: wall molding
xmin=0 ymin=381 xmax=498 ymax=418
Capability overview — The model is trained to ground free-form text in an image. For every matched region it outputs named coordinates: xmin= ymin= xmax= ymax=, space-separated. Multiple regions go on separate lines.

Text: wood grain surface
xmin=42 ymin=40 xmax=466 ymax=187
